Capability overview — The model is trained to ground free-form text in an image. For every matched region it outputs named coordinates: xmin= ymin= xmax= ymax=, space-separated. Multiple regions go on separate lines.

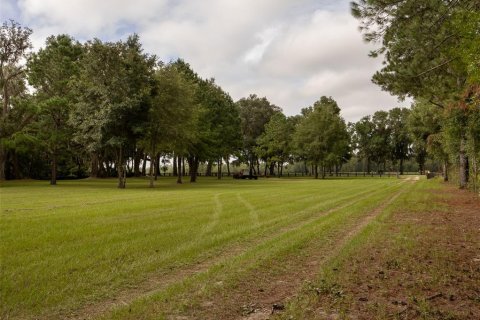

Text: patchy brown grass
xmin=277 ymin=180 xmax=480 ymax=320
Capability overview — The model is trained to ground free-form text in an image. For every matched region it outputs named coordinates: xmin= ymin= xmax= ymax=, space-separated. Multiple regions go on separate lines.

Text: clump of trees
xmin=352 ymin=108 xmax=411 ymax=175
xmin=293 ymin=97 xmax=349 ymax=179
xmin=0 ymin=20 xmax=244 ymax=188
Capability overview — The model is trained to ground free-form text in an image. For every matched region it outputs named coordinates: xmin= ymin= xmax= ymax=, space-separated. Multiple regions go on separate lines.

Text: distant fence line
xmin=154 ymin=171 xmax=419 ymax=178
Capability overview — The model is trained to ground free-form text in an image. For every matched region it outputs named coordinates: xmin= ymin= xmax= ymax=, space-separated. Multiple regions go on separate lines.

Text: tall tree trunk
xmin=149 ymin=153 xmax=155 ymax=188
xmin=256 ymin=158 xmax=260 ymax=177
xmin=472 ymin=154 xmax=478 ymax=193
xmin=172 ymin=155 xmax=178 ymax=176
xmin=322 ymin=165 xmax=326 ymax=179
xmin=182 ymin=158 xmax=186 ymax=176
xmin=50 ymin=152 xmax=57 ymax=185
xmin=188 ymin=157 xmax=194 ymax=181
xmin=314 ymin=164 xmax=318 ymax=179
xmin=443 ymin=160 xmax=449 ymax=182
xmin=195 ymin=158 xmax=199 ymax=180
xmin=264 ymin=161 xmax=268 ymax=176
xmin=126 ymin=158 xmax=132 ymax=175
xmin=141 ymin=153 xmax=147 ymax=176
xmin=465 ymin=156 xmax=469 ymax=183
xmin=280 ymin=162 xmax=283 ymax=176
xmin=217 ymin=158 xmax=222 ymax=180
xmin=90 ymin=153 xmax=99 ymax=178
xmin=155 ymin=153 xmax=160 ymax=180
xmin=134 ymin=148 xmax=142 ymax=177
xmin=149 ymin=155 xmax=157 ymax=188
xmin=98 ymin=156 xmax=106 ymax=178
xmin=249 ymin=153 xmax=254 ymax=176
xmin=459 ymin=138 xmax=467 ymax=189
xmin=107 ymin=161 xmax=113 ymax=177
xmin=225 ymin=157 xmax=230 ymax=176
xmin=190 ymin=156 xmax=199 ymax=182
xmin=0 ymin=146 xmax=6 ymax=180
xmin=177 ymin=157 xmax=183 ymax=184
xmin=117 ymin=146 xmax=126 ymax=189
xmin=190 ymin=157 xmax=200 ymax=182
xmin=206 ymin=161 xmax=213 ymax=176
xmin=269 ymin=161 xmax=275 ymax=176
xmin=76 ymin=156 xmax=83 ymax=179
xmin=1 ymin=79 xmax=14 ymax=179
xmin=399 ymin=158 xmax=404 ymax=175
xmin=3 ymin=81 xmax=9 ymax=117
xmin=12 ymin=151 xmax=20 ymax=179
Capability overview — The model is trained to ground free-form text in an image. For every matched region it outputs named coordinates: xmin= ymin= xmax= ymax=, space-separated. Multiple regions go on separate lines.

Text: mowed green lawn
xmin=0 ymin=177 xmax=411 ymax=319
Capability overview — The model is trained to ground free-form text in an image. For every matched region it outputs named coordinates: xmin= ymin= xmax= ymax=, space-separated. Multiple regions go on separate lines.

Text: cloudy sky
xmin=1 ymin=0 xmax=408 ymax=121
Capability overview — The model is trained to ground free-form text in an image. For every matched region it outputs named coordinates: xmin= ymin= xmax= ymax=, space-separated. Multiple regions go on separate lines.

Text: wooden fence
xmin=156 ymin=171 xmax=419 ymax=178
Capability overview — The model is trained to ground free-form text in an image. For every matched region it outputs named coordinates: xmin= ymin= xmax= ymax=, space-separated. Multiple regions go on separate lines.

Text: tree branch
xmin=428 ymin=99 xmax=444 ymax=109
xmin=5 ymin=68 xmax=24 ymax=81
xmin=414 ymin=58 xmax=455 ymax=78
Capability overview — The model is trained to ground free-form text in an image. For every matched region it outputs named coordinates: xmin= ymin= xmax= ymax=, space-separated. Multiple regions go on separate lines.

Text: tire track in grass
xmin=232 ymin=179 xmax=399 ymax=237
xmin=238 ymin=180 xmax=414 ymax=320
xmin=70 ymin=182 xmax=400 ymax=320
xmin=158 ymin=193 xmax=223 ymax=264
xmin=200 ymin=193 xmax=222 ymax=236
xmin=249 ymin=180 xmax=403 ymax=237
xmin=236 ymin=194 xmax=260 ymax=227
xmin=69 ymin=181 xmax=404 ymax=320
xmin=63 ymin=194 xmax=221 ymax=320
xmin=105 ymin=181 xmax=411 ymax=320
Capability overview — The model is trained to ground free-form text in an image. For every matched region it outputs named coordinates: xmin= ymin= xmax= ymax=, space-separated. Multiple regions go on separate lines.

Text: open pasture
xmin=1 ymin=177 xmax=416 ymax=319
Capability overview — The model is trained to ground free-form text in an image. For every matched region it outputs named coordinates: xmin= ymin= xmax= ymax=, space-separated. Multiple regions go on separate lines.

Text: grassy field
xmin=1 ymin=176 xmax=423 ymax=319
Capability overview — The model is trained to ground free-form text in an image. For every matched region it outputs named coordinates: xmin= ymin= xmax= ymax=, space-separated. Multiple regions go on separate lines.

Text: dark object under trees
xmin=232 ymin=171 xmax=258 ymax=180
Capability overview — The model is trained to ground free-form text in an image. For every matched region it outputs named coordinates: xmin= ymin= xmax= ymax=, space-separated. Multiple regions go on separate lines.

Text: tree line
xmin=1 ymin=8 xmax=479 ymax=191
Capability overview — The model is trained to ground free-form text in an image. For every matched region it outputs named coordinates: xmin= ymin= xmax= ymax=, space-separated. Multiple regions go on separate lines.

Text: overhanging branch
xmin=414 ymin=58 xmax=455 ymax=78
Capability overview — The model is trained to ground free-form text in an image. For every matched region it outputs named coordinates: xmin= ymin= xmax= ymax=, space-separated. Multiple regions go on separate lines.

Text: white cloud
xmin=17 ymin=0 xmax=169 ymax=36
xmin=244 ymin=27 xmax=281 ymax=64
xmin=2 ymin=0 xmax=406 ymax=122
